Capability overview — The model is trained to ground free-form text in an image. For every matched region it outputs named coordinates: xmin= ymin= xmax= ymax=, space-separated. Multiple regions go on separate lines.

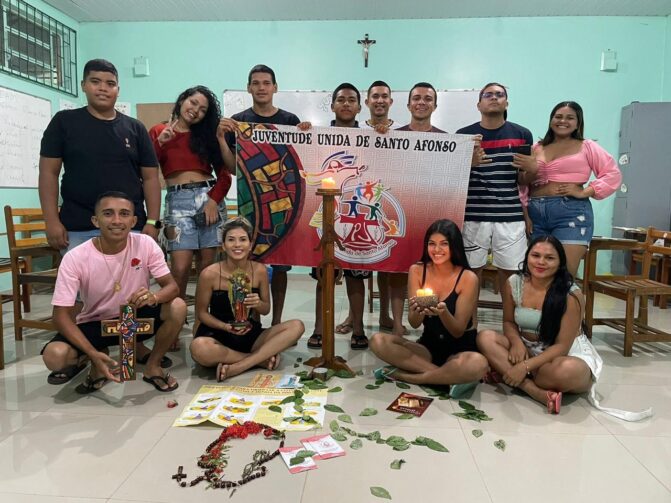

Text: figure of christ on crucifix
xmin=358 ymin=33 xmax=376 ymax=68
xmin=102 ymin=304 xmax=155 ymax=381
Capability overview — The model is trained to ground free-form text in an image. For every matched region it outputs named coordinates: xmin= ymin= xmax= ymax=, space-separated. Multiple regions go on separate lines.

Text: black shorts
xmin=194 ymin=320 xmax=264 ymax=354
xmin=41 ymin=304 xmax=163 ymax=356
xmin=309 ymin=267 xmax=372 ymax=281
xmin=417 ymin=328 xmax=479 ymax=366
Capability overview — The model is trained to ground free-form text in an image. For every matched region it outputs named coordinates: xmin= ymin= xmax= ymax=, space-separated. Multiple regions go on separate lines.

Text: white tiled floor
xmin=1 ymin=275 xmax=670 ymax=502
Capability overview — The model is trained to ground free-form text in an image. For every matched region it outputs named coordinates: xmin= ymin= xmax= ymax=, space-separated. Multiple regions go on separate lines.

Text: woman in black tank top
xmin=369 ymin=219 xmax=488 ymax=389
xmin=189 ymin=217 xmax=304 ymax=382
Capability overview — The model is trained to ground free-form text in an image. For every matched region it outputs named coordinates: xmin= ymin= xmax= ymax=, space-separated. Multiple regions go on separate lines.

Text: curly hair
xmin=171 ymin=86 xmax=225 ymax=170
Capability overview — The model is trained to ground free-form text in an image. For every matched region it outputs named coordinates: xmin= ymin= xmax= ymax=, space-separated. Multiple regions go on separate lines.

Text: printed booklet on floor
xmin=386 ymin=392 xmax=434 ymax=417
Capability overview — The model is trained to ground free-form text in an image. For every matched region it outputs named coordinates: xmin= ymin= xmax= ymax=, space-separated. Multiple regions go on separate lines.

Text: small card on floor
xmin=248 ymin=373 xmax=301 ymax=389
xmin=300 ymin=434 xmax=346 ymax=460
xmin=279 ymin=447 xmax=318 ymax=473
xmin=387 ymin=392 xmax=433 ymax=417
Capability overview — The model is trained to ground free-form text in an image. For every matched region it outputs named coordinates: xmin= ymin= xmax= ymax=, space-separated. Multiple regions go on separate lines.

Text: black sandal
xmin=47 ymin=362 xmax=87 ymax=385
xmin=307 ymin=334 xmax=322 ymax=349
xmin=350 ymin=334 xmax=369 ymax=350
xmin=137 ymin=353 xmax=173 ymax=368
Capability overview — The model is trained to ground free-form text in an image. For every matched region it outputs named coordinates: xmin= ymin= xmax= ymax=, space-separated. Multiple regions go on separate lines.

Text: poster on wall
xmin=235 ymin=123 xmax=474 ymax=273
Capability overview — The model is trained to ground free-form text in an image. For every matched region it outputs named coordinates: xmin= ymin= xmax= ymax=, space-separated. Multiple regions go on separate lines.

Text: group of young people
xmin=36 ymin=58 xmax=623 ymax=414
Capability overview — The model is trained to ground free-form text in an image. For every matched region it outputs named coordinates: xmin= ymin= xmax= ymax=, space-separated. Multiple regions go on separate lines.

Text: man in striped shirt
xmin=456 ymin=83 xmax=537 ymax=311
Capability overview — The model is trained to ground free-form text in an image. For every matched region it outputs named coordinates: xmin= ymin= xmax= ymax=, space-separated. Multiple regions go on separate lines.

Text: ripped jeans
xmin=162 ymin=185 xmax=226 ymax=251
xmin=528 ymin=196 xmax=593 ymax=246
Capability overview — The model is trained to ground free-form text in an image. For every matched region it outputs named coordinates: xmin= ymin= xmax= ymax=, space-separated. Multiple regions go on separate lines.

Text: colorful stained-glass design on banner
xmin=236 ymin=123 xmax=305 ymax=259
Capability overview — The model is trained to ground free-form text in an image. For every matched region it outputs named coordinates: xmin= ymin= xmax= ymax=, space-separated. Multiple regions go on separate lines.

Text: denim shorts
xmin=528 ymin=196 xmax=594 ymax=246
xmin=163 ymin=184 xmax=226 ymax=251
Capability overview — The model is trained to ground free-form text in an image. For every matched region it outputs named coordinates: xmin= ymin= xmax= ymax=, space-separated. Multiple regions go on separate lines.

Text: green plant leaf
xmin=283 ymin=416 xmax=301 ymax=423
xmin=295 ymin=397 xmax=305 ymax=406
xmin=494 ymin=439 xmax=506 ymax=451
xmin=458 ymin=400 xmax=476 ymax=411
xmin=359 ymin=407 xmax=378 ymax=416
xmin=289 ymin=450 xmax=316 ymax=466
xmin=392 ymin=443 xmax=410 ymax=451
xmin=396 ymin=382 xmax=411 ymax=389
xmin=337 ymin=414 xmax=353 ymax=424
xmin=396 ymin=413 xmax=414 ymax=420
xmin=324 ymin=404 xmax=345 ymax=413
xmin=280 ymin=395 xmax=296 ymax=405
xmin=375 ymin=378 xmax=386 ymax=386
xmin=328 ymin=386 xmax=342 ymax=393
xmin=370 ymin=486 xmax=392 ymax=500
xmin=419 ymin=385 xmax=441 ymax=396
xmin=296 ymin=357 xmax=303 ymax=363
xmin=385 ymin=436 xmax=409 ymax=447
xmin=350 ymin=438 xmax=363 ymax=450
xmin=302 ymin=415 xmax=318 ymax=424
xmin=268 ymin=405 xmax=282 ymax=413
xmin=412 ymin=436 xmax=428 ymax=446
xmin=423 ymin=438 xmax=449 ymax=452
xmin=365 ymin=384 xmax=380 ymax=390
xmin=390 ymin=459 xmax=405 ymax=470
xmin=342 ymin=427 xmax=358 ymax=436
xmin=367 ymin=431 xmax=381 ymax=441
xmin=294 ymin=405 xmax=304 ymax=413
xmin=332 ymin=431 xmax=347 ymax=441
xmin=295 ymin=370 xmax=309 ymax=379
xmin=295 ymin=389 xmax=304 ymax=398
xmin=293 ymin=363 xmax=299 ymax=368
xmin=472 ymin=429 xmax=483 ymax=438
xmin=329 ymin=420 xmax=340 ymax=433
xmin=334 ymin=369 xmax=356 ymax=379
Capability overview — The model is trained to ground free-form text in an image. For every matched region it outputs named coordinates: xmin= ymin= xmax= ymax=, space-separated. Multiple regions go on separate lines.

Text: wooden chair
xmin=4 ymin=206 xmax=60 ymax=342
xmin=584 ymin=227 xmax=671 ymax=356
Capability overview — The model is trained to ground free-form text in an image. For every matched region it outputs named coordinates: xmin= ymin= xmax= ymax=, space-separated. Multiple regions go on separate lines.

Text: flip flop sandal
xmin=373 ymin=366 xmax=398 ymax=382
xmin=335 ymin=322 xmax=353 ymax=334
xmin=307 ymin=334 xmax=322 ymax=349
xmin=547 ymin=391 xmax=562 ymax=414
xmin=47 ymin=362 xmax=87 ymax=385
xmin=75 ymin=375 xmax=109 ymax=394
xmin=350 ymin=334 xmax=369 ymax=350
xmin=481 ymin=370 xmax=503 ymax=385
xmin=378 ymin=323 xmax=409 ymax=336
xmin=143 ymin=374 xmax=179 ymax=392
xmin=137 ymin=353 xmax=173 ymax=368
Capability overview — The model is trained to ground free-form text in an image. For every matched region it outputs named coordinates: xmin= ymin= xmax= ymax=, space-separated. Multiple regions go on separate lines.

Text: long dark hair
xmin=420 ymin=219 xmax=471 ymax=270
xmin=520 ymin=236 xmax=578 ymax=345
xmin=540 ymin=101 xmax=585 ymax=146
xmin=171 ymin=86 xmax=225 ymax=170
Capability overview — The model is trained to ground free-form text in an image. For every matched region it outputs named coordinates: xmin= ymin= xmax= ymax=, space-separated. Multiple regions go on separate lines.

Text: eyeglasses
xmin=481 ymin=91 xmax=506 ymax=99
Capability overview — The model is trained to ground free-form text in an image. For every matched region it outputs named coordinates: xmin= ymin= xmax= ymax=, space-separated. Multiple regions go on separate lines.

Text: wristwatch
xmin=146 ymin=219 xmax=163 ymax=229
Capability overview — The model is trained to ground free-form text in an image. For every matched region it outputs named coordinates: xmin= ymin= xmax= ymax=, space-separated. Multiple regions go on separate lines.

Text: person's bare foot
xmin=379 ymin=320 xmax=409 ymax=336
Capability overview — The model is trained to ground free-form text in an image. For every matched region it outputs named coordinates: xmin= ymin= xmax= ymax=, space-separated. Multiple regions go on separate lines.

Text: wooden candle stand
xmin=305 ymin=188 xmax=354 ymax=374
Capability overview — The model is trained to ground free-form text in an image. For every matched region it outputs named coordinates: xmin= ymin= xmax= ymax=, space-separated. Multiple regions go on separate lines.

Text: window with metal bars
xmin=0 ymin=0 xmax=77 ymax=96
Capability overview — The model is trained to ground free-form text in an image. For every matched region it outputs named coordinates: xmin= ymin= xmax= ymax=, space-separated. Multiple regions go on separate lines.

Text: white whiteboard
xmin=223 ymin=89 xmax=481 ymax=133
xmin=0 ymin=87 xmax=51 ymax=188
xmin=222 ymin=89 xmax=481 ymax=202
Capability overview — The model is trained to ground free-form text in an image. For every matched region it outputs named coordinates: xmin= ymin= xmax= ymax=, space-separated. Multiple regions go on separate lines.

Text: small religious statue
xmin=229 ymin=268 xmax=252 ymax=330
xmin=357 ymin=33 xmax=376 ymax=68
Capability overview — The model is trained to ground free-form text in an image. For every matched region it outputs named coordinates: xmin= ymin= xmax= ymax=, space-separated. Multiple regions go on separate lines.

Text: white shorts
xmin=462 ymin=221 xmax=527 ymax=270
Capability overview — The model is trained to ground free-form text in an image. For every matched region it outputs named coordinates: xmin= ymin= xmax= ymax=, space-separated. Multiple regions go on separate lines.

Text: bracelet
xmin=523 ymin=360 xmax=532 ymax=376
xmin=148 ymin=291 xmax=158 ymax=306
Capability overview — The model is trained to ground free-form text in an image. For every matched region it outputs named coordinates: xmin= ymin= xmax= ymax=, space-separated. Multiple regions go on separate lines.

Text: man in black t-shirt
xmin=39 ymin=59 xmax=160 ymax=252
xmin=220 ymin=64 xmax=305 ymax=326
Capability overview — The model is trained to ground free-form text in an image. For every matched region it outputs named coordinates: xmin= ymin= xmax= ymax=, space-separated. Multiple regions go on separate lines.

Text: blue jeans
xmin=528 ymin=196 xmax=594 ymax=246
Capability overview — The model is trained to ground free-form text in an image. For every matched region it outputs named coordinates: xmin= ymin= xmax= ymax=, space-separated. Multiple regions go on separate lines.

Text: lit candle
xmin=321 ymin=177 xmax=336 ymax=189
xmin=416 ymin=288 xmax=433 ymax=297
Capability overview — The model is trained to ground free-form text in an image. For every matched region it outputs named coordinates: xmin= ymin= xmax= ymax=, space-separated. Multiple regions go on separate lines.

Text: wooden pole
xmin=305 ymin=188 xmax=354 ymax=374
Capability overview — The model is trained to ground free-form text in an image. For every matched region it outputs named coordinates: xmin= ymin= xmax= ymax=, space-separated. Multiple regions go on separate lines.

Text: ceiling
xmin=44 ymin=0 xmax=671 ymax=22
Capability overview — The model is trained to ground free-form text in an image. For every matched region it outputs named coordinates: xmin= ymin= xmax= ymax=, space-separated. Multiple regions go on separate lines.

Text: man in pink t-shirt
xmin=42 ymin=192 xmax=186 ymax=393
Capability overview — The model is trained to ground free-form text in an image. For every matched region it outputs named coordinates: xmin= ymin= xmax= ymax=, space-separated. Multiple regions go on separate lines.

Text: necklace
xmin=174 ymin=421 xmax=285 ymax=490
xmin=97 ymin=236 xmax=129 ymax=293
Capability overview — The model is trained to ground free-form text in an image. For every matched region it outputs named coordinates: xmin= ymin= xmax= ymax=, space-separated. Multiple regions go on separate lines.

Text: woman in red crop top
xmin=149 ymin=86 xmax=235 ymax=347
xmin=525 ymin=101 xmax=621 ymax=276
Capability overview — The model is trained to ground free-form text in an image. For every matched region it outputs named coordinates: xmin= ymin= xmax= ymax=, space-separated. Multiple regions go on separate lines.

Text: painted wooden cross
xmin=101 ymin=304 xmax=154 ymax=381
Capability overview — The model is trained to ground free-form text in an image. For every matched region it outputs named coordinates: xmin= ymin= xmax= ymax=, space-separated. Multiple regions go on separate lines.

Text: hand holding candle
xmin=321 ymin=177 xmax=336 ymax=189
xmin=415 ymin=287 xmax=438 ymax=309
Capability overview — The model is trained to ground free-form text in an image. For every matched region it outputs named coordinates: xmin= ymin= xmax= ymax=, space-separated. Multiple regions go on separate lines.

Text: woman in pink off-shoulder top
xmin=525 ymin=101 xmax=621 ymax=276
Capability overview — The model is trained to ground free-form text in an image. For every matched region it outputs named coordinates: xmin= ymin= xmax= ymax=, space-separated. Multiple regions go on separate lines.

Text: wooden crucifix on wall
xmin=358 ymin=33 xmax=376 ymax=68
